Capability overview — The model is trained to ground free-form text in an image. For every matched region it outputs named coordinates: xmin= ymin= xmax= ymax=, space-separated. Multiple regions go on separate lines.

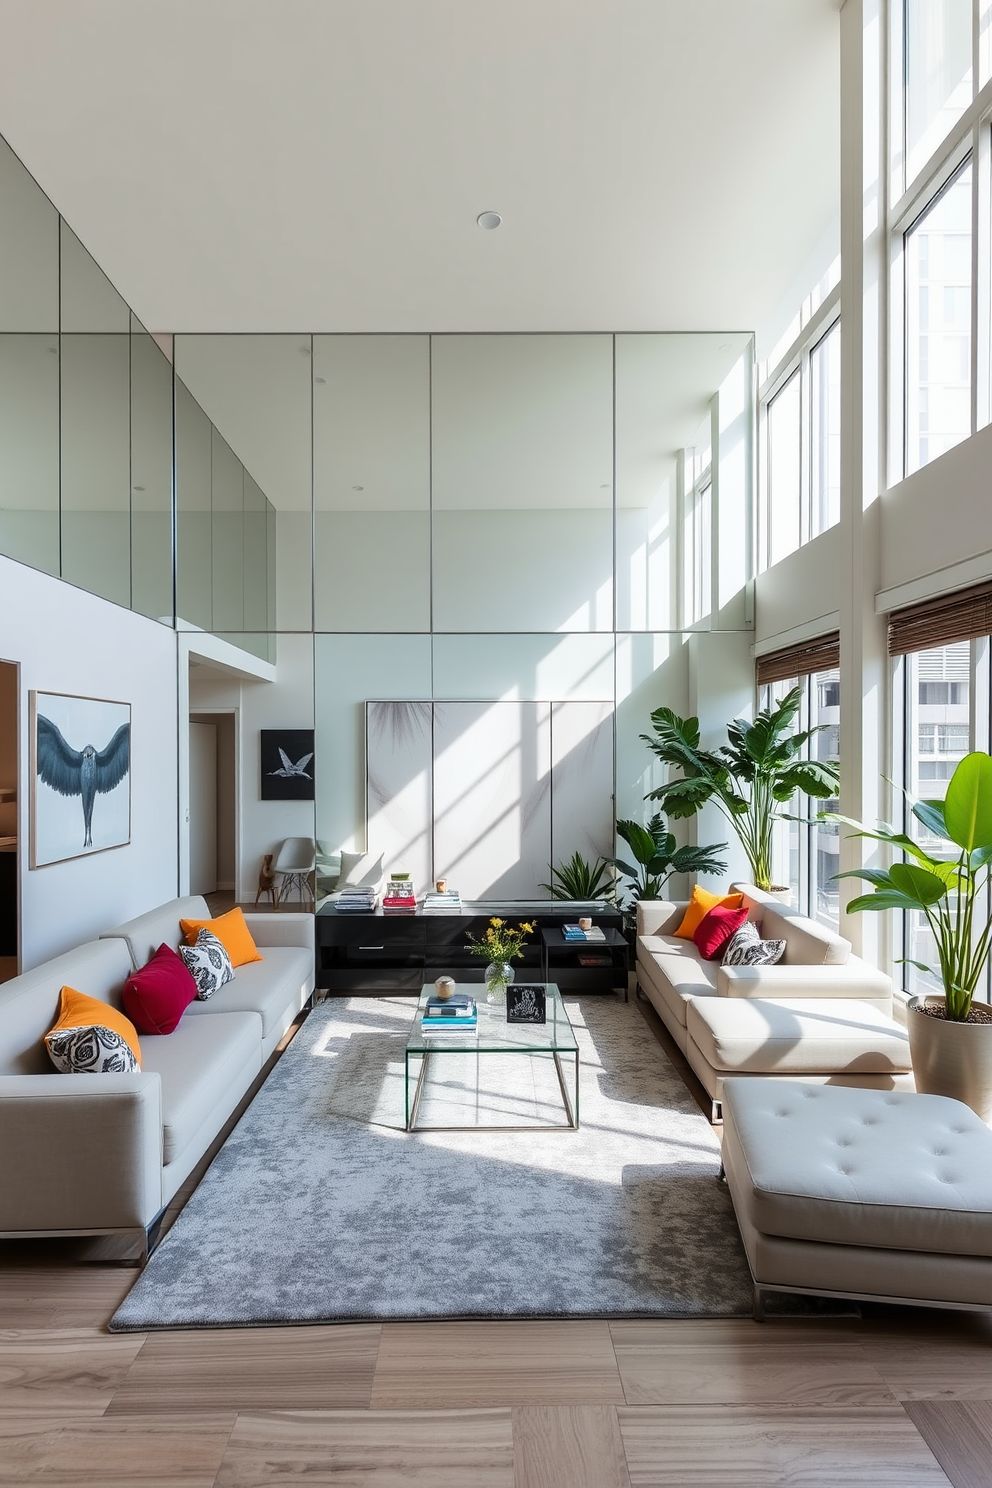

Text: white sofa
xmin=636 ymin=885 xmax=913 ymax=1117
xmin=0 ymin=897 xmax=313 ymax=1257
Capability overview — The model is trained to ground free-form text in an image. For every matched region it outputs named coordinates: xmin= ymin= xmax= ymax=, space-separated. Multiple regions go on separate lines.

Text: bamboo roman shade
xmin=887 ymin=582 xmax=992 ymax=656
xmin=755 ymin=631 xmax=840 ymax=686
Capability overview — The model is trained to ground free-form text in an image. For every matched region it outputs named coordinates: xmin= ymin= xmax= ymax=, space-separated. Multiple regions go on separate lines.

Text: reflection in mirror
xmin=174 ymin=335 xmax=309 ymax=631
xmin=60 ymin=331 xmax=130 ymax=606
xmin=0 ymin=136 xmax=58 ymax=331
xmin=211 ymin=429 xmax=244 ymax=632
xmin=615 ymin=334 xmax=753 ymax=631
xmin=59 ymin=220 xmax=129 ymax=333
xmin=313 ymin=335 xmax=430 ymax=631
xmin=0 ymin=334 xmax=60 ymax=575
xmin=130 ymin=327 xmax=173 ymax=623
xmin=431 ymin=335 xmax=613 ymax=632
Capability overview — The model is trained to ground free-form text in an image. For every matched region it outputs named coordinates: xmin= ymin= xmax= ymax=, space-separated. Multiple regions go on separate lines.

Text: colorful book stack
xmin=562 ymin=922 xmax=606 ymax=942
xmin=336 ymin=886 xmax=378 ymax=912
xmin=382 ymin=875 xmax=417 ymax=913
xmin=422 ymin=888 xmax=462 ymax=913
xmin=421 ymin=994 xmax=477 ymax=1034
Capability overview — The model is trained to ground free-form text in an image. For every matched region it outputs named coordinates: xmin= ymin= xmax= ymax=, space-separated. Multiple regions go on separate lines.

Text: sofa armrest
xmin=637 ymin=901 xmax=685 ymax=938
xmin=243 ymin=912 xmax=315 ymax=955
xmin=0 ymin=1074 xmax=163 ymax=1233
xmin=716 ymin=961 xmax=892 ymax=1003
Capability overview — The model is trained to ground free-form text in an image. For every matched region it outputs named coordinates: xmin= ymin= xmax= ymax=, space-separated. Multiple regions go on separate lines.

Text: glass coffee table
xmin=405 ymin=982 xmax=580 ymax=1132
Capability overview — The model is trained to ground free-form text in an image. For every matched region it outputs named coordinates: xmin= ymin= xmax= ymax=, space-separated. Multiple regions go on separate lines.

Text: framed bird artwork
xmin=260 ymin=728 xmax=315 ymax=801
xmin=30 ymin=692 xmax=131 ymax=867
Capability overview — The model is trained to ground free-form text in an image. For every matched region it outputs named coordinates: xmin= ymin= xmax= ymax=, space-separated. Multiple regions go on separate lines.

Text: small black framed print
xmin=506 ymin=984 xmax=546 ymax=1024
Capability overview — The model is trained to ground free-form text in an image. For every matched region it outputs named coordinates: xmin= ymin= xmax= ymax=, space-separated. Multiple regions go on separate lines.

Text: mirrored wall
xmin=0 ymin=136 xmax=276 ymax=661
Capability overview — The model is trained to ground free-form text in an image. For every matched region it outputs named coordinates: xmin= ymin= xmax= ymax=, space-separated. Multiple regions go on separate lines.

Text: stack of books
xmin=562 ymin=922 xmax=607 ymax=942
xmin=382 ymin=876 xmax=417 ymax=913
xmin=421 ymin=994 xmax=477 ymax=1035
xmin=337 ymin=886 xmax=378 ymax=912
xmin=422 ymin=888 xmax=462 ymax=913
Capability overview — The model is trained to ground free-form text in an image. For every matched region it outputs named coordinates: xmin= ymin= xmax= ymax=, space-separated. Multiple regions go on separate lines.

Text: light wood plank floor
xmin=2 ymin=999 xmax=991 ymax=1487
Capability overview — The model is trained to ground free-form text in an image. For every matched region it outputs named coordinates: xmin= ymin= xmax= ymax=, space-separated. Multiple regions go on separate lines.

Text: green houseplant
xmin=837 ymin=750 xmax=992 ymax=1117
xmin=540 ymin=851 xmax=615 ymax=901
xmin=640 ymin=686 xmax=840 ymax=893
xmin=609 ymin=814 xmax=727 ymax=918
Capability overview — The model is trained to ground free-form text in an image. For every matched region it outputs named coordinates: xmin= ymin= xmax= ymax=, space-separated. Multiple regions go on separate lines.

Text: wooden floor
xmin=3 ymin=1000 xmax=992 ymax=1486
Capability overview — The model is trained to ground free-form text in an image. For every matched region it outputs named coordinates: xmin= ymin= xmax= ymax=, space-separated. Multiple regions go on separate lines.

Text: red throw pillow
xmin=122 ymin=943 xmax=198 ymax=1035
xmin=693 ymin=904 xmax=749 ymax=961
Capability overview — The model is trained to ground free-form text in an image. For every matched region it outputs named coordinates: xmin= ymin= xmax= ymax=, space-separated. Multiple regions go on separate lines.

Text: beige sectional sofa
xmin=637 ymin=886 xmax=913 ymax=1117
xmin=0 ymin=896 xmax=313 ymax=1257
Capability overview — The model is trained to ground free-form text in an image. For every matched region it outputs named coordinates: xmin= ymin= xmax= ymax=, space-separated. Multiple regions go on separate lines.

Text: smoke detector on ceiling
xmin=477 ymin=212 xmax=502 ymax=230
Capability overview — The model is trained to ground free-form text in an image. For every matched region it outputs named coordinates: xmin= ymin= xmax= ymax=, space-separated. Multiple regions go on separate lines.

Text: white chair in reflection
xmin=273 ymin=837 xmax=316 ymax=909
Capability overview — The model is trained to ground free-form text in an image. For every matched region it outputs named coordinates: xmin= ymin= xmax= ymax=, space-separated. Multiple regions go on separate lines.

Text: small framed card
xmin=506 ymin=984 xmax=546 ymax=1024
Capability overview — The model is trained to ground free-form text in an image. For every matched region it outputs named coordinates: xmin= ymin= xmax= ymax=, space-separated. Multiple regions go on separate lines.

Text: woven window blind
xmin=755 ymin=631 xmax=840 ymax=686
xmin=887 ymin=582 xmax=992 ymax=656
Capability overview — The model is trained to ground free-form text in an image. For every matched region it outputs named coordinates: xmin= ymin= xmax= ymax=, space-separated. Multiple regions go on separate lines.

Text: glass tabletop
xmin=406 ymin=982 xmax=577 ymax=1054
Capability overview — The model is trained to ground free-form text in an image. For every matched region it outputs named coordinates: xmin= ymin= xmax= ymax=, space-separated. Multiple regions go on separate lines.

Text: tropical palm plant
xmin=640 ymin=686 xmax=839 ymax=892
xmin=540 ymin=851 xmax=615 ymax=901
xmin=609 ymin=814 xmax=727 ymax=909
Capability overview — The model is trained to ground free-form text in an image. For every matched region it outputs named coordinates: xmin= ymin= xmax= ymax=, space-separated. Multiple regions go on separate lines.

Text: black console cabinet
xmin=316 ymin=901 xmax=626 ymax=995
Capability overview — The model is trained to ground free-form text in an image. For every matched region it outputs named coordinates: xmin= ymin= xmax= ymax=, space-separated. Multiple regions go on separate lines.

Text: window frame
xmin=757 ymin=292 xmax=841 ymax=574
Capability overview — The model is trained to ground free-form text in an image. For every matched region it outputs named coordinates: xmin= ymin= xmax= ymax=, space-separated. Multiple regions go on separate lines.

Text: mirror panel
xmin=211 ymin=428 xmax=244 ymax=633
xmin=431 ymin=335 xmax=613 ymax=633
xmin=175 ymin=377 xmax=213 ymax=631
xmin=59 ymin=332 xmax=130 ymax=606
xmin=0 ymin=137 xmax=58 ymax=331
xmin=313 ymin=335 xmax=430 ymax=631
xmin=175 ymin=334 xmax=308 ymax=632
xmin=130 ymin=327 xmax=173 ymax=623
xmin=0 ymin=334 xmax=60 ymax=575
xmin=59 ymin=221 xmax=130 ymax=332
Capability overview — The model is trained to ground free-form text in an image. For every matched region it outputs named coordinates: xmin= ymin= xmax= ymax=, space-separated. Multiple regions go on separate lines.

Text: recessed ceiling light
xmin=314 ymin=376 xmax=326 ymax=384
xmin=719 ymin=342 xmax=732 ymax=351
xmin=132 ymin=485 xmax=146 ymax=492
xmin=352 ymin=485 xmax=364 ymax=492
xmin=477 ymin=211 xmax=502 ymax=230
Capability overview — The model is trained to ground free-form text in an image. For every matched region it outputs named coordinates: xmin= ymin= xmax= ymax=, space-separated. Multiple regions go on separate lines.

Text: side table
xmin=539 ymin=927 xmax=629 ymax=999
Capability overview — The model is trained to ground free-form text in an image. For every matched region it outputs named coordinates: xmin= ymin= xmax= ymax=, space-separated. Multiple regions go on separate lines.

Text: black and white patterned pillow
xmin=46 ymin=1024 xmax=140 ymax=1074
xmin=721 ymin=920 xmax=786 ymax=967
xmin=179 ymin=928 xmax=235 ymax=999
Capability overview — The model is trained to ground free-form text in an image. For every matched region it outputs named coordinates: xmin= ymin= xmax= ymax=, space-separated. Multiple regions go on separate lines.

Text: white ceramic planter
xmin=907 ymin=996 xmax=992 ymax=1120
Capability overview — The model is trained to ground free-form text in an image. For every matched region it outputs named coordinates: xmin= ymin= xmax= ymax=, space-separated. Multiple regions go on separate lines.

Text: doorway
xmin=0 ymin=660 xmax=18 ymax=983
xmin=189 ymin=711 xmax=237 ymax=901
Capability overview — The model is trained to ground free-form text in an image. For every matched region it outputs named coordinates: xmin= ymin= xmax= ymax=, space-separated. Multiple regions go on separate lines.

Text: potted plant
xmin=837 ymin=751 xmax=992 ymax=1118
xmin=466 ymin=916 xmax=535 ymax=1002
xmin=540 ymin=851 xmax=615 ymax=901
xmin=639 ymin=686 xmax=840 ymax=894
xmin=609 ymin=814 xmax=728 ymax=941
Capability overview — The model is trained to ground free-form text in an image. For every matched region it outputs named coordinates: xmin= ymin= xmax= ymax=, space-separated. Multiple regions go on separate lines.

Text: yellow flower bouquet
xmin=466 ymin=916 xmax=535 ymax=964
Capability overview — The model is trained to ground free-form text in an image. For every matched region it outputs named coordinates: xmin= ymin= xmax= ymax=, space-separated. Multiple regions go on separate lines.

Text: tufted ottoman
xmin=721 ymin=1077 xmax=992 ymax=1318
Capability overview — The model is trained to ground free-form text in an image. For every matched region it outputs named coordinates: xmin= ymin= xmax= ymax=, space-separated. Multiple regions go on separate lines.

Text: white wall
xmin=0 ymin=554 xmax=179 ymax=968
xmin=878 ymin=423 xmax=992 ymax=602
xmin=754 ymin=524 xmax=841 ymax=647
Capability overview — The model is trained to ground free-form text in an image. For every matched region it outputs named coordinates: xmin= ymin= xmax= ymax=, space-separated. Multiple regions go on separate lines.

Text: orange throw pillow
xmin=179 ymin=906 xmax=262 ymax=968
xmin=45 ymin=986 xmax=142 ymax=1069
xmin=673 ymin=886 xmax=744 ymax=940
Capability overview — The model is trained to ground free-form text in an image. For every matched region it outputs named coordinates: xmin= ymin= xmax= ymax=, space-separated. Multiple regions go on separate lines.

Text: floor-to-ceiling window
xmin=756 ymin=634 xmax=841 ymax=926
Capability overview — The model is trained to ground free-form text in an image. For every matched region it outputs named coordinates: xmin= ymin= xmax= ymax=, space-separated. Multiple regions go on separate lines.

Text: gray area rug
xmin=111 ymin=994 xmax=759 ymax=1329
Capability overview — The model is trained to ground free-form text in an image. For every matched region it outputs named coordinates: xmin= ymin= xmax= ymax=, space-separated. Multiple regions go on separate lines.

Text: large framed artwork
xmin=30 ymin=691 xmax=131 ymax=868
xmin=260 ymin=728 xmax=315 ymax=801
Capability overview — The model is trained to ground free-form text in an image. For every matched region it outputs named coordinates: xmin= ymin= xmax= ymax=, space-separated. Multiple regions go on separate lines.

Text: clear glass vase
xmin=484 ymin=961 xmax=515 ymax=1003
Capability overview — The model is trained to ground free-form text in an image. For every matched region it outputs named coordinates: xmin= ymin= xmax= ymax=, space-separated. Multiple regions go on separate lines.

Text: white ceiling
xmin=0 ymin=0 xmax=840 ymax=340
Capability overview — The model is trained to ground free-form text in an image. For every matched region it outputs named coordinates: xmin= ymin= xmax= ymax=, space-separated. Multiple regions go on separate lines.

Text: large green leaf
xmin=616 ymin=820 xmax=657 ymax=867
xmin=845 ymin=890 xmax=921 ymax=913
xmin=888 ymin=861 xmax=948 ymax=907
xmin=833 ymin=867 xmax=897 ymax=888
xmin=944 ymin=752 xmax=992 ymax=851
xmin=912 ymin=799 xmax=948 ymax=840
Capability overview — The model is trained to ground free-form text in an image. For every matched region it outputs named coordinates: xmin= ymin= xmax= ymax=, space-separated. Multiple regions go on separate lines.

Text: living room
xmin=3 ymin=2 xmax=992 ymax=1485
